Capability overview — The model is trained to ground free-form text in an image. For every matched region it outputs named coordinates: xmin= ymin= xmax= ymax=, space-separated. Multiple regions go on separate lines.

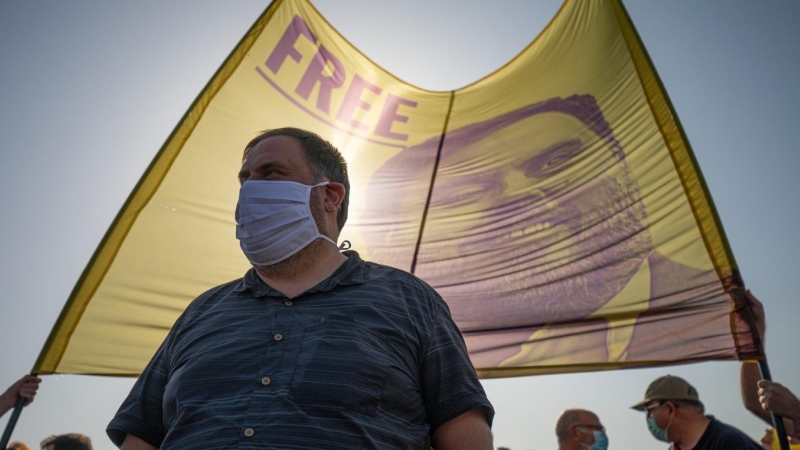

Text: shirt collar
xmin=236 ymin=250 xmax=367 ymax=298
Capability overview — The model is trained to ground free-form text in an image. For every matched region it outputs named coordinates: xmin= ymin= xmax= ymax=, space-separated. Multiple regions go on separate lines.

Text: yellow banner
xmin=770 ymin=429 xmax=800 ymax=450
xmin=34 ymin=0 xmax=760 ymax=377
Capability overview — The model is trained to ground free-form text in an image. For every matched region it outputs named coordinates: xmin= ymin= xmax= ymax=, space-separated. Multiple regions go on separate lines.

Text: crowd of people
xmin=3 ymin=367 xmax=798 ymax=449
xmin=3 ymin=128 xmax=798 ymax=449
xmin=551 ymin=369 xmax=799 ymax=450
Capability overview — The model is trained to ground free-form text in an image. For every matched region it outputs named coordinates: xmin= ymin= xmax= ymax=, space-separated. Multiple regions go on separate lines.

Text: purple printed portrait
xmin=365 ymin=94 xmax=653 ymax=343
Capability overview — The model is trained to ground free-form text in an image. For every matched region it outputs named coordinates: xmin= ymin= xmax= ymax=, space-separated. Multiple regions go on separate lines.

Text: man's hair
xmin=242 ymin=127 xmax=350 ymax=231
xmin=555 ymin=409 xmax=593 ymax=445
xmin=7 ymin=442 xmax=30 ymax=450
xmin=39 ymin=434 xmax=93 ymax=450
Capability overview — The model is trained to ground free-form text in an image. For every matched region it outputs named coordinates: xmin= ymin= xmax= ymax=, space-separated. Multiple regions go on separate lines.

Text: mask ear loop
xmin=663 ymin=403 xmax=674 ymax=441
xmin=338 ymin=240 xmax=352 ymax=251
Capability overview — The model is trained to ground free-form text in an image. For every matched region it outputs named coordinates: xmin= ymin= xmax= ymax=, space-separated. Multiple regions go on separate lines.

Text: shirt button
xmin=261 ymin=377 xmax=271 ymax=386
xmin=284 ymin=300 xmax=293 ymax=306
xmin=274 ymin=333 xmax=283 ymax=341
xmin=244 ymin=428 xmax=254 ymax=437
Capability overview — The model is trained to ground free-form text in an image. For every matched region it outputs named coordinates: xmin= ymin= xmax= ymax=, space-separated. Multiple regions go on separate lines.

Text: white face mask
xmin=235 ymin=180 xmax=337 ymax=266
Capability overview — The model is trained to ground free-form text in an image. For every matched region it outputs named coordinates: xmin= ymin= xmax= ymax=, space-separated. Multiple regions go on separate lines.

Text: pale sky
xmin=1 ymin=1 xmax=798 ymax=449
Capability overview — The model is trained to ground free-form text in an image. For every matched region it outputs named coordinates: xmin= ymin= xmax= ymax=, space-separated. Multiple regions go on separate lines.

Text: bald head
xmin=556 ymin=409 xmax=600 ymax=445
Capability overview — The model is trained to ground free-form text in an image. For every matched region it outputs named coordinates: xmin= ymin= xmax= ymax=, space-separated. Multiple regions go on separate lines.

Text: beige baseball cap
xmin=631 ymin=375 xmax=702 ymax=410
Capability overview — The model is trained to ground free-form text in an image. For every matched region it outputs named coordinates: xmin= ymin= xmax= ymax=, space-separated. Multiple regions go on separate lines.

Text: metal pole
xmin=0 ymin=396 xmax=27 ymax=448
xmin=759 ymin=359 xmax=791 ymax=450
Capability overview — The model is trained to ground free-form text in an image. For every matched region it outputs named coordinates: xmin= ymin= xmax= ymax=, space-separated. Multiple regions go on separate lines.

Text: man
xmin=107 ymin=127 xmax=494 ymax=449
xmin=755 ymin=381 xmax=800 ymax=449
xmin=6 ymin=442 xmax=30 ymax=450
xmin=632 ymin=374 xmax=761 ymax=449
xmin=555 ymin=409 xmax=609 ymax=450
xmin=39 ymin=434 xmax=93 ymax=450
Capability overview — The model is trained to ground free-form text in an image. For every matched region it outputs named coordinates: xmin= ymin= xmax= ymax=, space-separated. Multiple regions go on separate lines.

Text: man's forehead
xmin=246 ymin=135 xmax=301 ymax=158
xmin=465 ymin=111 xmax=586 ymax=146
xmin=242 ymin=135 xmax=307 ymax=168
xmin=579 ymin=411 xmax=602 ymax=425
xmin=435 ymin=97 xmax=625 ymax=163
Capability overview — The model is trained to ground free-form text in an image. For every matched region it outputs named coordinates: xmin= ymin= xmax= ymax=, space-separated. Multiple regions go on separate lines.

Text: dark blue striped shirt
xmin=107 ymin=251 xmax=493 ymax=449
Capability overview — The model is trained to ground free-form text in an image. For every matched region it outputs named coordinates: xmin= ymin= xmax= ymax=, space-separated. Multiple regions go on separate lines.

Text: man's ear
xmin=324 ymin=182 xmax=346 ymax=213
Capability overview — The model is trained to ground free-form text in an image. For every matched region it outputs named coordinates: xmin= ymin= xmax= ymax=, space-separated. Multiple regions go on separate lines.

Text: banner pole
xmin=759 ymin=359 xmax=791 ymax=450
xmin=0 ymin=396 xmax=26 ymax=448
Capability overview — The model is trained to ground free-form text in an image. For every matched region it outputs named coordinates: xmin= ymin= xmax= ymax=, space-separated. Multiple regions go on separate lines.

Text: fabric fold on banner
xmin=34 ymin=0 xmax=761 ymax=377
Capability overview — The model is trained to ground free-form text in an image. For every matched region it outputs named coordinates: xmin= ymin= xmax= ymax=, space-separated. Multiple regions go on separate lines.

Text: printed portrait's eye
xmin=523 ymin=139 xmax=584 ymax=178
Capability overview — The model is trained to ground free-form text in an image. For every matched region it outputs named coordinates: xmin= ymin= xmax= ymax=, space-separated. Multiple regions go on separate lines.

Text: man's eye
xmin=523 ymin=139 xmax=584 ymax=178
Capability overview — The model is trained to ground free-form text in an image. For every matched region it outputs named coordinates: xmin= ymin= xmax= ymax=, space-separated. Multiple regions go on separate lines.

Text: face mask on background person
xmin=646 ymin=405 xmax=673 ymax=443
xmin=236 ymin=180 xmax=337 ymax=266
xmin=578 ymin=428 xmax=609 ymax=450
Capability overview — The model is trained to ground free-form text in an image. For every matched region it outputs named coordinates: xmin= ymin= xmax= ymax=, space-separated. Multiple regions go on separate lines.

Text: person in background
xmin=757 ymin=380 xmax=800 ymax=445
xmin=39 ymin=434 xmax=93 ymax=450
xmin=6 ymin=442 xmax=30 ymax=450
xmin=555 ymin=409 xmax=608 ymax=450
xmin=0 ymin=375 xmax=41 ymax=418
xmin=632 ymin=374 xmax=761 ymax=449
xmin=739 ymin=290 xmax=800 ymax=447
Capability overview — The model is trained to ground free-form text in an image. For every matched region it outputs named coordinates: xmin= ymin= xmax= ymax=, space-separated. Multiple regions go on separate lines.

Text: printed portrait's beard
xmin=414 ymin=166 xmax=652 ymax=331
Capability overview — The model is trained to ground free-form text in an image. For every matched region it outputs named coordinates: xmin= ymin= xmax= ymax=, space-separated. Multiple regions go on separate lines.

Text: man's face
xmin=574 ymin=412 xmax=604 ymax=446
xmin=415 ymin=110 xmax=650 ymax=329
xmin=645 ymin=401 xmax=673 ymax=435
xmin=238 ymin=135 xmax=328 ymax=238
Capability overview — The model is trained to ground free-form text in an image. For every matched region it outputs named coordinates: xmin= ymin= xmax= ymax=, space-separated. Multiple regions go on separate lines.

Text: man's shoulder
xmin=163 ymin=274 xmax=251 ymax=337
xmin=359 ymin=258 xmax=419 ymax=281
xmin=338 ymin=254 xmax=449 ymax=319
xmin=703 ymin=416 xmax=761 ymax=449
xmin=358 ymin=259 xmax=441 ymax=299
xmin=196 ymin=276 xmax=247 ymax=300
xmin=182 ymin=275 xmax=248 ymax=314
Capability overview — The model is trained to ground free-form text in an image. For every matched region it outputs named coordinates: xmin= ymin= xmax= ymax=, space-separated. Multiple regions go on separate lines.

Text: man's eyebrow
xmin=238 ymin=161 xmax=289 ymax=181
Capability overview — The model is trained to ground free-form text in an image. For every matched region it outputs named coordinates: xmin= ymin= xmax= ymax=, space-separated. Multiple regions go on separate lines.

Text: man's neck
xmin=672 ymin=415 xmax=711 ymax=450
xmin=255 ymin=239 xmax=347 ymax=298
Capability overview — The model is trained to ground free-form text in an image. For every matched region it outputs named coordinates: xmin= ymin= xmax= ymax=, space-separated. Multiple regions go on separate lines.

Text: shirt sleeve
xmin=106 ymin=332 xmax=174 ymax=448
xmin=418 ymin=285 xmax=495 ymax=432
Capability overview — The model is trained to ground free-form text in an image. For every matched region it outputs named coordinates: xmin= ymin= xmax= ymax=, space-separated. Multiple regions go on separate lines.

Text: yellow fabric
xmin=34 ymin=0 xmax=758 ymax=376
xmin=771 ymin=429 xmax=800 ymax=450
